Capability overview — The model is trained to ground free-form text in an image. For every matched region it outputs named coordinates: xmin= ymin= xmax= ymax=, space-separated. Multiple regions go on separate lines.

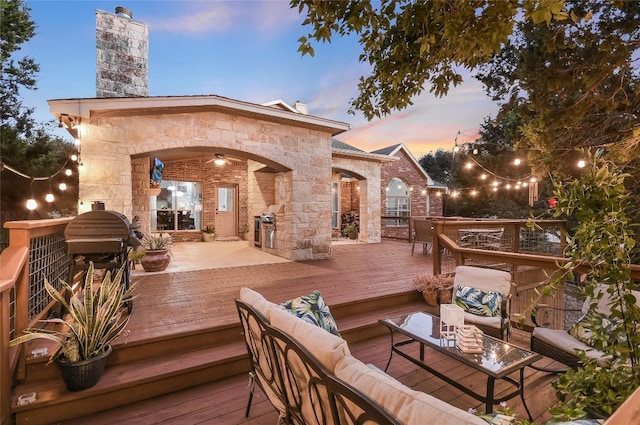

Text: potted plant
xmin=201 ymin=226 xmax=216 ymax=242
xmin=240 ymin=224 xmax=250 ymax=240
xmin=342 ymin=223 xmax=358 ymax=240
xmin=140 ymin=232 xmax=173 ymax=272
xmin=413 ymin=272 xmax=454 ymax=306
xmin=10 ymin=263 xmax=138 ymax=391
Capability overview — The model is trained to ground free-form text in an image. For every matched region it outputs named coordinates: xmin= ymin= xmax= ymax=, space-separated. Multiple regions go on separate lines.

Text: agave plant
xmin=10 ymin=263 xmax=138 ymax=364
xmin=141 ymin=232 xmax=173 ymax=252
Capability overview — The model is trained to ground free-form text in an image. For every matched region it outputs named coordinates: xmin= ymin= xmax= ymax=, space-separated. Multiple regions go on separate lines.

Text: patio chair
xmin=411 ymin=218 xmax=433 ymax=255
xmin=438 ymin=265 xmax=512 ymax=340
xmin=530 ymin=285 xmax=640 ymax=370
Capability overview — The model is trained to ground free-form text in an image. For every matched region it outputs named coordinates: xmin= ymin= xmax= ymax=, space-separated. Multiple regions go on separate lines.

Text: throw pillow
xmin=455 ymin=285 xmax=502 ymax=317
xmin=280 ymin=290 xmax=341 ymax=337
xmin=568 ymin=310 xmax=615 ymax=348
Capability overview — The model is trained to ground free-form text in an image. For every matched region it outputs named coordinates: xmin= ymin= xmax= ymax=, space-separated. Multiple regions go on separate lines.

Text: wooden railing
xmin=0 ymin=218 xmax=72 ymax=423
xmin=431 ymin=218 xmax=640 ymax=331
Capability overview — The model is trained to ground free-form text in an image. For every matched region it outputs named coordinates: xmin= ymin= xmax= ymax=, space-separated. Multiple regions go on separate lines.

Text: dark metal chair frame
xmin=236 ymin=299 xmax=401 ymax=425
xmin=411 ymin=217 xmax=433 ymax=255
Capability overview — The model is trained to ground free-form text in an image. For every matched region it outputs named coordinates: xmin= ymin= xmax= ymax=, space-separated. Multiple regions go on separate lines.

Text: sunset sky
xmin=22 ymin=0 xmax=499 ymax=158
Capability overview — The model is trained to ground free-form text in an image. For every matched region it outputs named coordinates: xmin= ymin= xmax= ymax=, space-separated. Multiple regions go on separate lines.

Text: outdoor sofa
xmin=236 ymin=287 xmax=494 ymax=425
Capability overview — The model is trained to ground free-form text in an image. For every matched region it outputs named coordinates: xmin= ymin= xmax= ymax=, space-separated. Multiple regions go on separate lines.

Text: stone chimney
xmin=95 ymin=6 xmax=148 ymax=97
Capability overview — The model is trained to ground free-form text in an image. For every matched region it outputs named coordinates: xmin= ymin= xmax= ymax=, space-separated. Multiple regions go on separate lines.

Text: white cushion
xmin=239 ymin=287 xmax=279 ymax=322
xmin=532 ymin=326 xmax=609 ymax=365
xmin=269 ymin=306 xmax=350 ymax=373
xmin=463 ymin=312 xmax=502 ymax=329
xmin=454 ymin=266 xmax=511 ymax=296
xmin=334 ymin=355 xmax=487 ymax=425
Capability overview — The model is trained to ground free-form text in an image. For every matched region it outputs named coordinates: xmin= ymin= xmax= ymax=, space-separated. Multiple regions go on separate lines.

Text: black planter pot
xmin=55 ymin=345 xmax=112 ymax=391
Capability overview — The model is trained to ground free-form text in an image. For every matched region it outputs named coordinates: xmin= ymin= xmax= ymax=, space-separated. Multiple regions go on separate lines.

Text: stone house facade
xmin=47 ymin=7 xmax=434 ymax=262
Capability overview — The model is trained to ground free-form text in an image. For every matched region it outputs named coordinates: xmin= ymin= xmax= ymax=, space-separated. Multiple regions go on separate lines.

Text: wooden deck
xmin=22 ymin=239 xmax=562 ymax=424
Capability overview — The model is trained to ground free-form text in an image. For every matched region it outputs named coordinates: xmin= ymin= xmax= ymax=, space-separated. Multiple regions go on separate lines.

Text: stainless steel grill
xmin=64 ymin=210 xmax=140 ymax=311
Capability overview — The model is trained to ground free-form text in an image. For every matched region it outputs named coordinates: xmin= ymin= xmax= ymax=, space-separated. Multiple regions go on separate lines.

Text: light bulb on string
xmin=65 ymin=169 xmax=72 ymax=176
xmin=45 ymin=179 xmax=54 ymax=202
xmin=78 ymin=161 xmax=84 ymax=170
xmin=480 ymin=174 xmax=487 ymax=180
xmin=71 ymin=153 xmax=78 ymax=161
xmin=465 ymin=162 xmax=473 ymax=169
xmin=26 ymin=178 xmax=37 ymax=210
xmin=59 ymin=182 xmax=67 ymax=191
xmin=577 ymin=160 xmax=586 ymax=168
xmin=514 ymin=158 xmax=521 ymax=166
xmin=74 ymin=138 xmax=81 ymax=146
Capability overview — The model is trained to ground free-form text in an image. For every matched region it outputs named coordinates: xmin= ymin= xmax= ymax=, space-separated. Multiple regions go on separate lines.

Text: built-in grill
xmin=64 ymin=210 xmax=141 ymax=311
xmin=260 ymin=204 xmax=282 ymax=250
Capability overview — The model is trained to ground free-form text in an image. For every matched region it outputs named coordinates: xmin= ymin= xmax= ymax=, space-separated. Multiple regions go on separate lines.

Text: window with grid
xmin=151 ymin=180 xmax=202 ymax=231
xmin=385 ymin=178 xmax=410 ymax=227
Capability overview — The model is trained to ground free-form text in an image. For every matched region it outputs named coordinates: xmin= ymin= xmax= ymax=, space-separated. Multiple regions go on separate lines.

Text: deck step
xmin=11 ymin=289 xmax=431 ymax=424
xmin=12 ymin=341 xmax=248 ymax=425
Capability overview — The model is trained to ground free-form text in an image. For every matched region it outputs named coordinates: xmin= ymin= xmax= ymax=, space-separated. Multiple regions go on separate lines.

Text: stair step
xmin=11 ymin=289 xmax=431 ymax=424
xmin=12 ymin=341 xmax=248 ymax=425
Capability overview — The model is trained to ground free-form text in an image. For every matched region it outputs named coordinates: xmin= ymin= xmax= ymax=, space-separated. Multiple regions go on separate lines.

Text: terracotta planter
xmin=56 ymin=345 xmax=112 ymax=391
xmin=422 ymin=288 xmax=452 ymax=306
xmin=202 ymin=233 xmax=215 ymax=242
xmin=141 ymin=249 xmax=171 ymax=272
xmin=422 ymin=289 xmax=439 ymax=306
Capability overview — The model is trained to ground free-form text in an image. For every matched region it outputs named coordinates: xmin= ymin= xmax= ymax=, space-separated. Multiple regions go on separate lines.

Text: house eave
xmin=332 ymin=148 xmax=397 ymax=163
xmin=48 ymin=95 xmax=351 ymax=136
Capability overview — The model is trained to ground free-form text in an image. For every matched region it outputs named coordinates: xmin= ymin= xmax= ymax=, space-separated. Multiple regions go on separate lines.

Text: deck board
xmin=59 ymin=240 xmax=561 ymax=424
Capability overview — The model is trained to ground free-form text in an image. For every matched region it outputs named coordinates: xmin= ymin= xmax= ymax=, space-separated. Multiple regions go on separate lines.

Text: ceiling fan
xmin=205 ymin=153 xmax=242 ymax=166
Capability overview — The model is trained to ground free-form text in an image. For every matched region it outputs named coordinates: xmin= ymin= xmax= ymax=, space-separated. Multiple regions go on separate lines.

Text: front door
xmin=215 ymin=184 xmax=237 ymax=237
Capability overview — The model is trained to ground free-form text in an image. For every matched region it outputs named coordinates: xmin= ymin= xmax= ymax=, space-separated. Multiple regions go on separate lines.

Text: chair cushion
xmin=334 ymin=355 xmax=488 ymax=425
xmin=239 ymin=287 xmax=279 ymax=322
xmin=454 ymin=266 xmax=511 ymax=296
xmin=280 ymin=289 xmax=341 ymax=337
xmin=532 ymin=326 xmax=609 ymax=365
xmin=269 ymin=306 xmax=349 ymax=373
xmin=455 ymin=285 xmax=502 ymax=317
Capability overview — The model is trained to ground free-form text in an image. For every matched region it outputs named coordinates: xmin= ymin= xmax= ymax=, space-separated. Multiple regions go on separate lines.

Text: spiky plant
xmin=10 ymin=263 xmax=138 ymax=363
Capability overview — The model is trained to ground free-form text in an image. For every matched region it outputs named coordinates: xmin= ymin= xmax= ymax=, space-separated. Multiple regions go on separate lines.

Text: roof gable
xmin=376 ymin=143 xmax=442 ymax=187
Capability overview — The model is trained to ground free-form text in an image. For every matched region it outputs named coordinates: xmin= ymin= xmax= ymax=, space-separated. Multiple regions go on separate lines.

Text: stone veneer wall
xmin=380 ymin=149 xmax=443 ymax=239
xmin=96 ymin=9 xmax=148 ymax=97
xmin=77 ymin=109 xmax=335 ymax=261
xmin=331 ymin=157 xmax=382 ymax=243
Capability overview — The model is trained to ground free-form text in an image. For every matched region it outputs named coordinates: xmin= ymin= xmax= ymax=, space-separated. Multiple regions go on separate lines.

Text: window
xmin=151 ymin=180 xmax=202 ymax=231
xmin=386 ymin=178 xmax=410 ymax=227
xmin=331 ymin=182 xmax=339 ymax=229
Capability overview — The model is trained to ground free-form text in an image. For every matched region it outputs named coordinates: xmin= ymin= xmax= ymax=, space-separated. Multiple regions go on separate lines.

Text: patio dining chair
xmin=411 ymin=218 xmax=433 ymax=255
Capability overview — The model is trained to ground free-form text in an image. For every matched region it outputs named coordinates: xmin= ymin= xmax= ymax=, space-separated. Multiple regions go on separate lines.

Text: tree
xmin=0 ymin=0 xmax=38 ymax=134
xmin=475 ymin=0 xmax=640 ymax=179
xmin=292 ymin=0 xmax=573 ymax=120
xmin=1 ymin=0 xmax=77 ymax=227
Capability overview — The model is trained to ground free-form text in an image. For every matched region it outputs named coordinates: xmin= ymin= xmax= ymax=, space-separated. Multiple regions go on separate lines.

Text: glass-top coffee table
xmin=379 ymin=311 xmax=542 ymax=420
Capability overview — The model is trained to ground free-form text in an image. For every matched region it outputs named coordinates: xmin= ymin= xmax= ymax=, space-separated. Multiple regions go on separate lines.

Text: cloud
xmin=336 ymin=77 xmax=499 ymax=157
xmin=146 ymin=1 xmax=300 ymax=35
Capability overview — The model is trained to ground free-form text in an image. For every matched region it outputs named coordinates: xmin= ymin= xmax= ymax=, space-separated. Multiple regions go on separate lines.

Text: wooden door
xmin=215 ymin=185 xmax=237 ymax=237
